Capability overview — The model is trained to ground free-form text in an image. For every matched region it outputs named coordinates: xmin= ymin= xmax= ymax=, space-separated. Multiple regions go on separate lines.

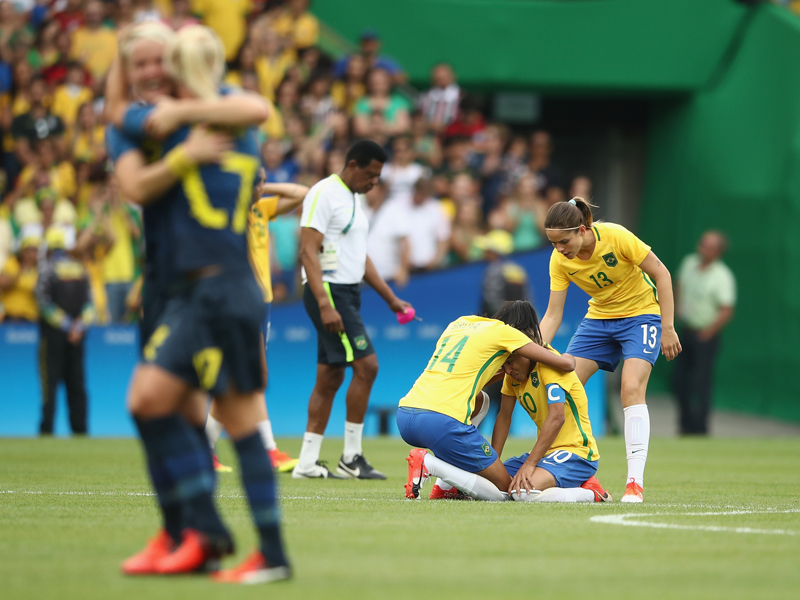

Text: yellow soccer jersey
xmin=549 ymin=222 xmax=660 ymax=319
xmin=248 ymin=195 xmax=279 ymax=303
xmin=501 ymin=349 xmax=599 ymax=461
xmin=399 ymin=316 xmax=533 ymax=424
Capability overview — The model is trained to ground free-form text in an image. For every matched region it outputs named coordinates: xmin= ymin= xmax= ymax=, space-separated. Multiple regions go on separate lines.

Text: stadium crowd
xmin=0 ymin=0 xmax=592 ymax=324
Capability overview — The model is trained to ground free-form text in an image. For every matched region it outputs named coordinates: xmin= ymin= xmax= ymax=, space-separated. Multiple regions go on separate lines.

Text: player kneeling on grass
xmin=491 ymin=302 xmax=610 ymax=503
xmin=397 ymin=300 xmax=576 ymax=501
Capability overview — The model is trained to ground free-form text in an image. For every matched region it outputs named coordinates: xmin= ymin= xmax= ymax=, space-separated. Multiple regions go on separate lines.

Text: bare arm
xmin=508 ymin=403 xmax=566 ymax=494
xmin=258 ymin=182 xmax=309 ymax=215
xmin=699 ymin=305 xmax=734 ymax=341
xmin=363 ymin=254 xmax=410 ymax=313
xmin=298 ymin=226 xmax=343 ymax=334
xmin=539 ymin=289 xmax=567 ymax=344
xmin=514 ymin=341 xmax=575 ymax=373
xmin=639 ymin=251 xmax=681 ymax=360
xmin=144 ymin=93 xmax=271 ymax=139
xmin=395 ymin=237 xmax=410 ymax=288
xmin=491 ymin=393 xmax=516 ymax=457
xmin=103 ymin=54 xmax=130 ymax=127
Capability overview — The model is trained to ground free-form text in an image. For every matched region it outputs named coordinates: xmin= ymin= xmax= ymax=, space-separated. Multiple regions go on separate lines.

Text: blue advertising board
xmin=0 ymin=247 xmax=605 ymax=438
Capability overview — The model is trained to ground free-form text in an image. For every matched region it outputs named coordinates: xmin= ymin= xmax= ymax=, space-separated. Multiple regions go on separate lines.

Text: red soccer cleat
xmin=404 ymin=449 xmax=429 ymax=499
xmin=213 ymin=551 xmax=292 ymax=584
xmin=213 ymin=454 xmax=233 ymax=473
xmin=121 ymin=529 xmax=175 ymax=575
xmin=580 ymin=476 xmax=613 ymax=502
xmin=429 ymin=483 xmax=471 ymax=500
xmin=154 ymin=529 xmax=233 ymax=574
xmin=620 ymin=479 xmax=644 ymax=503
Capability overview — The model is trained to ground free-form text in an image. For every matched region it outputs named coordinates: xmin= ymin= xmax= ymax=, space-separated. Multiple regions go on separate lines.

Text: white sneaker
xmin=291 ymin=460 xmax=346 ymax=479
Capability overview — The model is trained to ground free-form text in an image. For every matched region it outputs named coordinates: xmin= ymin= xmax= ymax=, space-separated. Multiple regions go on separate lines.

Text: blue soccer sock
xmin=233 ymin=432 xmax=288 ymax=567
xmin=133 ymin=416 xmax=183 ymax=544
xmin=136 ymin=415 xmax=230 ymax=543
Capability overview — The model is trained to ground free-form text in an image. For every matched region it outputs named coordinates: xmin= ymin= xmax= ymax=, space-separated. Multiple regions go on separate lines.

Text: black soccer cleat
xmin=337 ymin=454 xmax=387 ymax=480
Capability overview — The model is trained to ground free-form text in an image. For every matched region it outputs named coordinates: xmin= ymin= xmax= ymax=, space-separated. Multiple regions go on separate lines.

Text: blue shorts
xmin=396 ymin=407 xmax=498 ymax=473
xmin=566 ymin=314 xmax=661 ymax=372
xmin=504 ymin=449 xmax=598 ymax=488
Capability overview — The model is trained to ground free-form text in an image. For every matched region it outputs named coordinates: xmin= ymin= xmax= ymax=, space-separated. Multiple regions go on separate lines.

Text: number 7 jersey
xmin=399 ymin=316 xmax=532 ymax=424
xmin=549 ymin=222 xmax=660 ymax=319
xmin=122 ymin=100 xmax=262 ymax=276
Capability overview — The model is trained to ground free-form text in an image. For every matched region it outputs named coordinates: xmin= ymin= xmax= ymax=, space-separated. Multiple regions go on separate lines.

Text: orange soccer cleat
xmin=268 ymin=449 xmax=299 ymax=473
xmin=580 ymin=476 xmax=613 ymax=502
xmin=620 ymin=479 xmax=644 ymax=503
xmin=404 ymin=449 xmax=430 ymax=499
xmin=154 ymin=529 xmax=233 ymax=574
xmin=121 ymin=529 xmax=175 ymax=575
xmin=213 ymin=454 xmax=233 ymax=473
xmin=213 ymin=551 xmax=292 ymax=584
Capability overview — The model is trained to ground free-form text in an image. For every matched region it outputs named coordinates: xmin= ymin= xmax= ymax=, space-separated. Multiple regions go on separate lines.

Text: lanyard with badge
xmin=319 ymin=187 xmax=357 ymax=276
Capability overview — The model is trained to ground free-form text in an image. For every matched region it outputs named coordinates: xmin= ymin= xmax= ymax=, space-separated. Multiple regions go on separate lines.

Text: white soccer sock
xmin=532 ymin=487 xmax=594 ymax=503
xmin=257 ymin=419 xmax=278 ymax=451
xmin=423 ymin=454 xmax=506 ymax=501
xmin=343 ymin=421 xmax=363 ymax=463
xmin=205 ymin=414 xmax=224 ymax=451
xmin=297 ymin=432 xmax=323 ymax=469
xmin=624 ymin=404 xmax=650 ymax=487
xmin=471 ymin=391 xmax=490 ymax=427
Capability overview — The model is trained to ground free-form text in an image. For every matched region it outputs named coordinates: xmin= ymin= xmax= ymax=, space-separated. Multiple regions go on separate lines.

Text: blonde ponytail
xmin=164 ymin=25 xmax=225 ymax=100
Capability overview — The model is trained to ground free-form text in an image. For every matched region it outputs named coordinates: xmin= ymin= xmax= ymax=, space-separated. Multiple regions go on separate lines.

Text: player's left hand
xmin=661 ymin=327 xmax=682 ymax=361
xmin=146 ymin=98 xmax=183 ymax=139
xmin=509 ymin=462 xmax=536 ymax=496
xmin=388 ymin=298 xmax=411 ymax=314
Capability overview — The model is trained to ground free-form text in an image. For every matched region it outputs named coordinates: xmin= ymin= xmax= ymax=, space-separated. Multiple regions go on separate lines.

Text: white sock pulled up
xmin=624 ymin=404 xmax=650 ymax=487
xmin=424 ymin=453 xmax=506 ymax=502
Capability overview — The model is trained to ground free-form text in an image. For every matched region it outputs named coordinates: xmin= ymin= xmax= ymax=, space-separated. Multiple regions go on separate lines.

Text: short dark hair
xmin=345 ymin=139 xmax=387 ymax=168
xmin=492 ymin=300 xmax=543 ymax=345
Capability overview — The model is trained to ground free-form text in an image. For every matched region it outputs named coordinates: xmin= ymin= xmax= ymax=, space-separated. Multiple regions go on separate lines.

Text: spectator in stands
xmin=191 ymin=0 xmax=252 ymax=62
xmin=262 ymin=138 xmax=300 ymax=183
xmin=444 ymin=94 xmax=485 ymax=141
xmin=17 ymin=138 xmax=76 ymax=203
xmin=353 ymin=67 xmax=411 ymax=139
xmin=69 ymin=1 xmax=117 ymax=86
xmin=407 ymin=178 xmax=450 ymax=273
xmin=252 ymin=28 xmax=295 ymax=101
xmin=0 ymin=211 xmax=12 ymax=267
xmin=102 ymin=184 xmax=142 ymax=323
xmin=417 ymin=62 xmax=461 ymax=133
xmin=270 ymin=208 xmax=301 ymax=303
xmin=273 ymin=0 xmax=319 ymax=51
xmin=50 ymin=61 xmax=93 ymax=128
xmin=363 ymin=181 xmax=411 ymax=287
xmin=410 ymin=109 xmax=442 ymax=169
xmin=42 ymin=28 xmax=77 ymax=85
xmin=475 ymin=229 xmax=531 ymax=318
xmin=528 ymin=129 xmax=564 ymax=193
xmin=163 ymin=0 xmax=199 ymax=31
xmin=489 ymin=173 xmax=545 ymax=252
xmin=449 ymin=196 xmax=484 ymax=264
xmin=381 ymin=134 xmax=428 ymax=204
xmin=334 ymin=28 xmax=404 ymax=85
xmin=439 ymin=135 xmax=472 ymax=178
xmin=472 ymin=123 xmax=507 ymax=216
xmin=0 ymin=233 xmax=39 ymax=322
xmin=673 ymin=231 xmax=736 ymax=436
xmin=36 ymin=226 xmax=92 ymax=436
xmin=300 ymin=70 xmax=335 ymax=134
xmin=569 ymin=174 xmax=593 ymax=200
xmin=12 ymin=75 xmax=64 ymax=167
xmin=330 ymin=52 xmax=366 ymax=114
xmin=69 ymin=102 xmax=105 ymax=165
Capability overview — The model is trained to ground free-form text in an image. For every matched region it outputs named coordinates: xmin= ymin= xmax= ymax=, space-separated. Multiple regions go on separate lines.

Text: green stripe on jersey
xmin=593 ymin=226 xmax=601 ymax=241
xmin=565 ymin=392 xmax=593 ymax=460
xmin=642 ymin=272 xmax=659 ymax=304
xmin=464 ymin=350 xmax=507 ymax=423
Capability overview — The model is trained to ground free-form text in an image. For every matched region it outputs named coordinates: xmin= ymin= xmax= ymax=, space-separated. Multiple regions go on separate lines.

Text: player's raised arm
xmin=639 ymin=251 xmax=682 ymax=361
xmin=539 ymin=289 xmax=567 ymax=344
xmin=514 ymin=341 xmax=575 ymax=373
xmin=257 ymin=182 xmax=310 ymax=216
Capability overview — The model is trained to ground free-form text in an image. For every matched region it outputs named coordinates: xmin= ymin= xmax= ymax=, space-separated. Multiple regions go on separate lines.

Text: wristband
xmin=164 ymin=144 xmax=197 ymax=178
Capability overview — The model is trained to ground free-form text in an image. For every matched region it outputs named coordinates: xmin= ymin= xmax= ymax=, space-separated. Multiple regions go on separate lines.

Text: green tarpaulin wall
xmin=315 ymin=0 xmax=800 ymax=422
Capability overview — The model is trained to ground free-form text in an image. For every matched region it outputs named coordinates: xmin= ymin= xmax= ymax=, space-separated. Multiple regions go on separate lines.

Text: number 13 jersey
xmin=549 ymin=222 xmax=660 ymax=319
xmin=399 ymin=316 xmax=531 ymax=424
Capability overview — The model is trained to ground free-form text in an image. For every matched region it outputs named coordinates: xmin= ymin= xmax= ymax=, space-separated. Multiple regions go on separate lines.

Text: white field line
xmin=591 ymin=509 xmax=800 ymax=536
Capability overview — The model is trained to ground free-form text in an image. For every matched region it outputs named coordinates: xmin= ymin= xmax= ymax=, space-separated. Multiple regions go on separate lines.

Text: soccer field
xmin=1 ymin=436 xmax=798 ymax=600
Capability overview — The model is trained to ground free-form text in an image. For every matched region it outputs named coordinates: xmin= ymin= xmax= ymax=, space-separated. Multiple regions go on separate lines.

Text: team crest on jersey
xmin=481 ymin=441 xmax=492 ymax=456
xmin=531 ymin=372 xmax=540 ymax=388
xmin=354 ymin=335 xmax=368 ymax=350
xmin=602 ymin=252 xmax=618 ymax=267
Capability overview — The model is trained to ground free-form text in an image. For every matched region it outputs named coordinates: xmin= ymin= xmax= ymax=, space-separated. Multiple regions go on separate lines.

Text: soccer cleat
xmin=580 ymin=476 xmax=613 ymax=502
xmin=620 ymin=479 xmax=644 ymax=503
xmin=337 ymin=454 xmax=387 ymax=480
xmin=213 ymin=454 xmax=233 ymax=473
xmin=404 ymin=448 xmax=429 ymax=499
xmin=213 ymin=550 xmax=292 ymax=584
xmin=269 ymin=449 xmax=299 ymax=474
xmin=291 ymin=460 xmax=346 ymax=479
xmin=121 ymin=529 xmax=175 ymax=575
xmin=154 ymin=529 xmax=234 ymax=574
xmin=429 ymin=483 xmax=471 ymax=500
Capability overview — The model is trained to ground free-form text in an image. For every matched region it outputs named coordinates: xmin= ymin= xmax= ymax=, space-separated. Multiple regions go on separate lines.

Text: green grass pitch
xmin=1 ymin=436 xmax=799 ymax=600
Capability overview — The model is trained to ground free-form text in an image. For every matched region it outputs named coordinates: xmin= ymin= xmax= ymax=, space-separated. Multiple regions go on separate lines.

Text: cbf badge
xmin=354 ymin=335 xmax=368 ymax=350
xmin=531 ymin=373 xmax=540 ymax=388
xmin=481 ymin=441 xmax=492 ymax=456
xmin=602 ymin=252 xmax=618 ymax=267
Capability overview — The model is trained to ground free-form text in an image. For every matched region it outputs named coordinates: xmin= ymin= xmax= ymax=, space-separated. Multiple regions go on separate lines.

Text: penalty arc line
xmin=590 ymin=509 xmax=800 ymax=536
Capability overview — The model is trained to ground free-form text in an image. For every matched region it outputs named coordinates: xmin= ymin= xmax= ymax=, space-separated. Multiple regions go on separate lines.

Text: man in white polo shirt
xmin=294 ymin=140 xmax=413 ymax=479
xmin=672 ymin=230 xmax=736 ymax=436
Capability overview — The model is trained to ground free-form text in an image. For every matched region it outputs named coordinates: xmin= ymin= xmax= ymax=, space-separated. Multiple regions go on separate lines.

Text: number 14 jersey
xmin=549 ymin=222 xmax=660 ymax=319
xmin=399 ymin=316 xmax=531 ymax=424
